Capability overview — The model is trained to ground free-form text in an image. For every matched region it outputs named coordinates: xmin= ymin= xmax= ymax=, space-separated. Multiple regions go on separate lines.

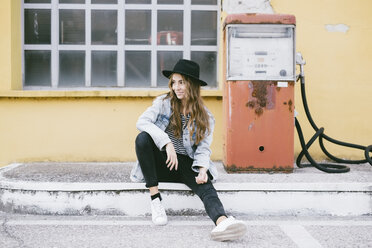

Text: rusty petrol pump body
xmin=222 ymin=14 xmax=296 ymax=173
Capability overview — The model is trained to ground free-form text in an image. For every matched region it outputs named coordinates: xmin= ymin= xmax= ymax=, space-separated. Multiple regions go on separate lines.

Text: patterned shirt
xmin=165 ymin=113 xmax=190 ymax=155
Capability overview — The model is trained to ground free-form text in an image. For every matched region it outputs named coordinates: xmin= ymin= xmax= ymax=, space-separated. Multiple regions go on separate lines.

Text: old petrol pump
xmin=222 ymin=14 xmax=296 ymax=172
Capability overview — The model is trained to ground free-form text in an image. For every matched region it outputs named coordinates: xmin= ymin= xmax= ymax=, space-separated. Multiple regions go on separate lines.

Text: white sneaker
xmin=211 ymin=216 xmax=247 ymax=241
xmin=150 ymin=198 xmax=167 ymax=226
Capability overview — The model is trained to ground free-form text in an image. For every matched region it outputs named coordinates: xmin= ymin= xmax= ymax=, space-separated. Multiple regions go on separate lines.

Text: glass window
xmin=59 ymin=10 xmax=85 ymax=44
xmin=125 ymin=51 xmax=151 ymax=87
xmin=192 ymin=0 xmax=217 ymax=4
xmin=191 ymin=11 xmax=217 ymax=45
xmin=59 ymin=0 xmax=85 ymax=3
xmin=125 ymin=10 xmax=151 ymax=45
xmin=59 ymin=51 xmax=85 ymax=87
xmin=92 ymin=0 xmax=117 ymax=3
xmin=157 ymin=11 xmax=183 ymax=45
xmin=191 ymin=51 xmax=217 ymax=87
xmin=157 ymin=51 xmax=183 ymax=87
xmin=23 ymin=1 xmax=218 ymax=88
xmin=158 ymin=0 xmax=183 ymax=4
xmin=25 ymin=0 xmax=51 ymax=3
xmin=91 ymin=51 xmax=117 ymax=87
xmin=25 ymin=51 xmax=51 ymax=86
xmin=24 ymin=9 xmax=51 ymax=44
xmin=126 ymin=0 xmax=150 ymax=4
xmin=91 ymin=10 xmax=118 ymax=45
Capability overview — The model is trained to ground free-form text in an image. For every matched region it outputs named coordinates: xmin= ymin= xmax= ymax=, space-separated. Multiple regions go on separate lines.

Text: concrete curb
xmin=1 ymin=179 xmax=371 ymax=192
xmin=1 ymin=163 xmax=371 ymax=217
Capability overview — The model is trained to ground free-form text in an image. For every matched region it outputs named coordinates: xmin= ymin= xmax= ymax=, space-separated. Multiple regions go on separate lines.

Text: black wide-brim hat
xmin=162 ymin=59 xmax=207 ymax=86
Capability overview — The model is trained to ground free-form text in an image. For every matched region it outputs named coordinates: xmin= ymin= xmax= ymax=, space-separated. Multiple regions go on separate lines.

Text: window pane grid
xmin=182 ymin=0 xmax=191 ymax=60
xmin=190 ymin=5 xmax=218 ymax=10
xmin=58 ymin=5 xmax=119 ymax=10
xmin=117 ymin=0 xmax=125 ymax=86
xmin=123 ymin=5 xmax=153 ymax=10
xmin=24 ymin=3 xmax=218 ymax=10
xmin=22 ymin=0 xmax=219 ymax=88
xmin=24 ymin=45 xmax=52 ymax=50
xmin=57 ymin=4 xmax=86 ymax=9
xmin=24 ymin=4 xmax=52 ymax=9
xmin=51 ymin=0 xmax=59 ymax=88
xmin=190 ymin=46 xmax=218 ymax=51
xmin=150 ymin=0 xmax=157 ymax=87
xmin=124 ymin=46 xmax=152 ymax=51
xmin=156 ymin=46 xmax=186 ymax=51
xmin=85 ymin=4 xmax=91 ymax=87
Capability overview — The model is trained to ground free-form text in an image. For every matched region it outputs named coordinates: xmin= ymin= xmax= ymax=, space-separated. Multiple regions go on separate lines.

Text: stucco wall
xmin=0 ymin=0 xmax=371 ymax=167
xmin=270 ymin=0 xmax=372 ymax=159
xmin=0 ymin=96 xmax=222 ymax=166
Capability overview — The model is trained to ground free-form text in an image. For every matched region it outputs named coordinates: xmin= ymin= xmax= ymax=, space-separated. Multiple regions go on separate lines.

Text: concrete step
xmin=0 ymin=162 xmax=371 ymax=216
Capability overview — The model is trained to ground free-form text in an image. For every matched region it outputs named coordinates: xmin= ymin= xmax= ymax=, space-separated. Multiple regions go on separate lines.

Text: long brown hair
xmin=165 ymin=73 xmax=210 ymax=145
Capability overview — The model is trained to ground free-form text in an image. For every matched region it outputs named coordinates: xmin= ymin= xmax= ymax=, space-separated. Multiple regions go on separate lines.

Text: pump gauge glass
xmin=227 ymin=24 xmax=295 ymax=81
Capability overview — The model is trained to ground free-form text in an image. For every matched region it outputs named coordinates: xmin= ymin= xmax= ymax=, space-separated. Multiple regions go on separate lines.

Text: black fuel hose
xmin=295 ymin=75 xmax=372 ymax=172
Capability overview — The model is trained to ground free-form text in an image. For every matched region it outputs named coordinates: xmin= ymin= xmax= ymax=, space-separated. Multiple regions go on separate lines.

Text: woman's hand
xmin=165 ymin=142 xmax=178 ymax=171
xmin=195 ymin=167 xmax=208 ymax=184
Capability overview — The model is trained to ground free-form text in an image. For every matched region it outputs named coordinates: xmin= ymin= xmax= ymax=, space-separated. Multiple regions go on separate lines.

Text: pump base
xmin=224 ymin=164 xmax=293 ymax=173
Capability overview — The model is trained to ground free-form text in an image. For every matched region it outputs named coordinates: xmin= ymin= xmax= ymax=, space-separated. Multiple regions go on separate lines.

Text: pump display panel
xmin=227 ymin=24 xmax=295 ymax=81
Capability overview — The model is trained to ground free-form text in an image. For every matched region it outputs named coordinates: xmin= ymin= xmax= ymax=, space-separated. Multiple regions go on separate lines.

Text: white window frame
xmin=22 ymin=0 xmax=220 ymax=90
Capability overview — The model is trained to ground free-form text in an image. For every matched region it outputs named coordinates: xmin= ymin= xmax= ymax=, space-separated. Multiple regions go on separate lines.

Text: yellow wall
xmin=0 ymin=0 xmax=371 ymax=167
xmin=0 ymin=0 xmax=12 ymax=90
xmin=0 ymin=96 xmax=222 ymax=166
xmin=271 ymin=0 xmax=372 ymax=159
xmin=0 ymin=0 xmax=22 ymax=91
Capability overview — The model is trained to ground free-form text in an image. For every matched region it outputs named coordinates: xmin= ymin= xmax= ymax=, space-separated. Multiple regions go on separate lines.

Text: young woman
xmin=130 ymin=59 xmax=247 ymax=241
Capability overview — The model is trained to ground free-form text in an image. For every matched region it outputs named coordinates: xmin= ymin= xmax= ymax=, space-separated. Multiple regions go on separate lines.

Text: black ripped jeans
xmin=135 ymin=131 xmax=227 ymax=224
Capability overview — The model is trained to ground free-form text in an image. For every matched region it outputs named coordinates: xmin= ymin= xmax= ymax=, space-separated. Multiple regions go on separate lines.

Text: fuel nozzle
xmin=296 ymin=52 xmax=306 ymax=79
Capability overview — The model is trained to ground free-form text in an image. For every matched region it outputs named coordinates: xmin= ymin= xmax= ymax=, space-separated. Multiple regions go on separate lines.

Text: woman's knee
xmin=135 ymin=132 xmax=153 ymax=150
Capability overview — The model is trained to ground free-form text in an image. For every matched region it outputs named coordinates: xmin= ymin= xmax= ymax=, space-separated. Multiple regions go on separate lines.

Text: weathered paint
xmin=223 ymin=80 xmax=295 ymax=172
xmin=222 ymin=0 xmax=274 ymax=14
xmin=223 ymin=13 xmax=296 ymax=29
xmin=246 ymin=81 xmax=277 ymax=114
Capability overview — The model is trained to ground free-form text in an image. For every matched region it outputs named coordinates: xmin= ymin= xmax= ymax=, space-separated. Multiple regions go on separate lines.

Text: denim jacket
xmin=130 ymin=94 xmax=218 ymax=183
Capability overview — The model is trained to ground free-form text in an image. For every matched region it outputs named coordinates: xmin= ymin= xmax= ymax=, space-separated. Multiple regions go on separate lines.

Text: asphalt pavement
xmin=1 ymin=213 xmax=371 ymax=248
